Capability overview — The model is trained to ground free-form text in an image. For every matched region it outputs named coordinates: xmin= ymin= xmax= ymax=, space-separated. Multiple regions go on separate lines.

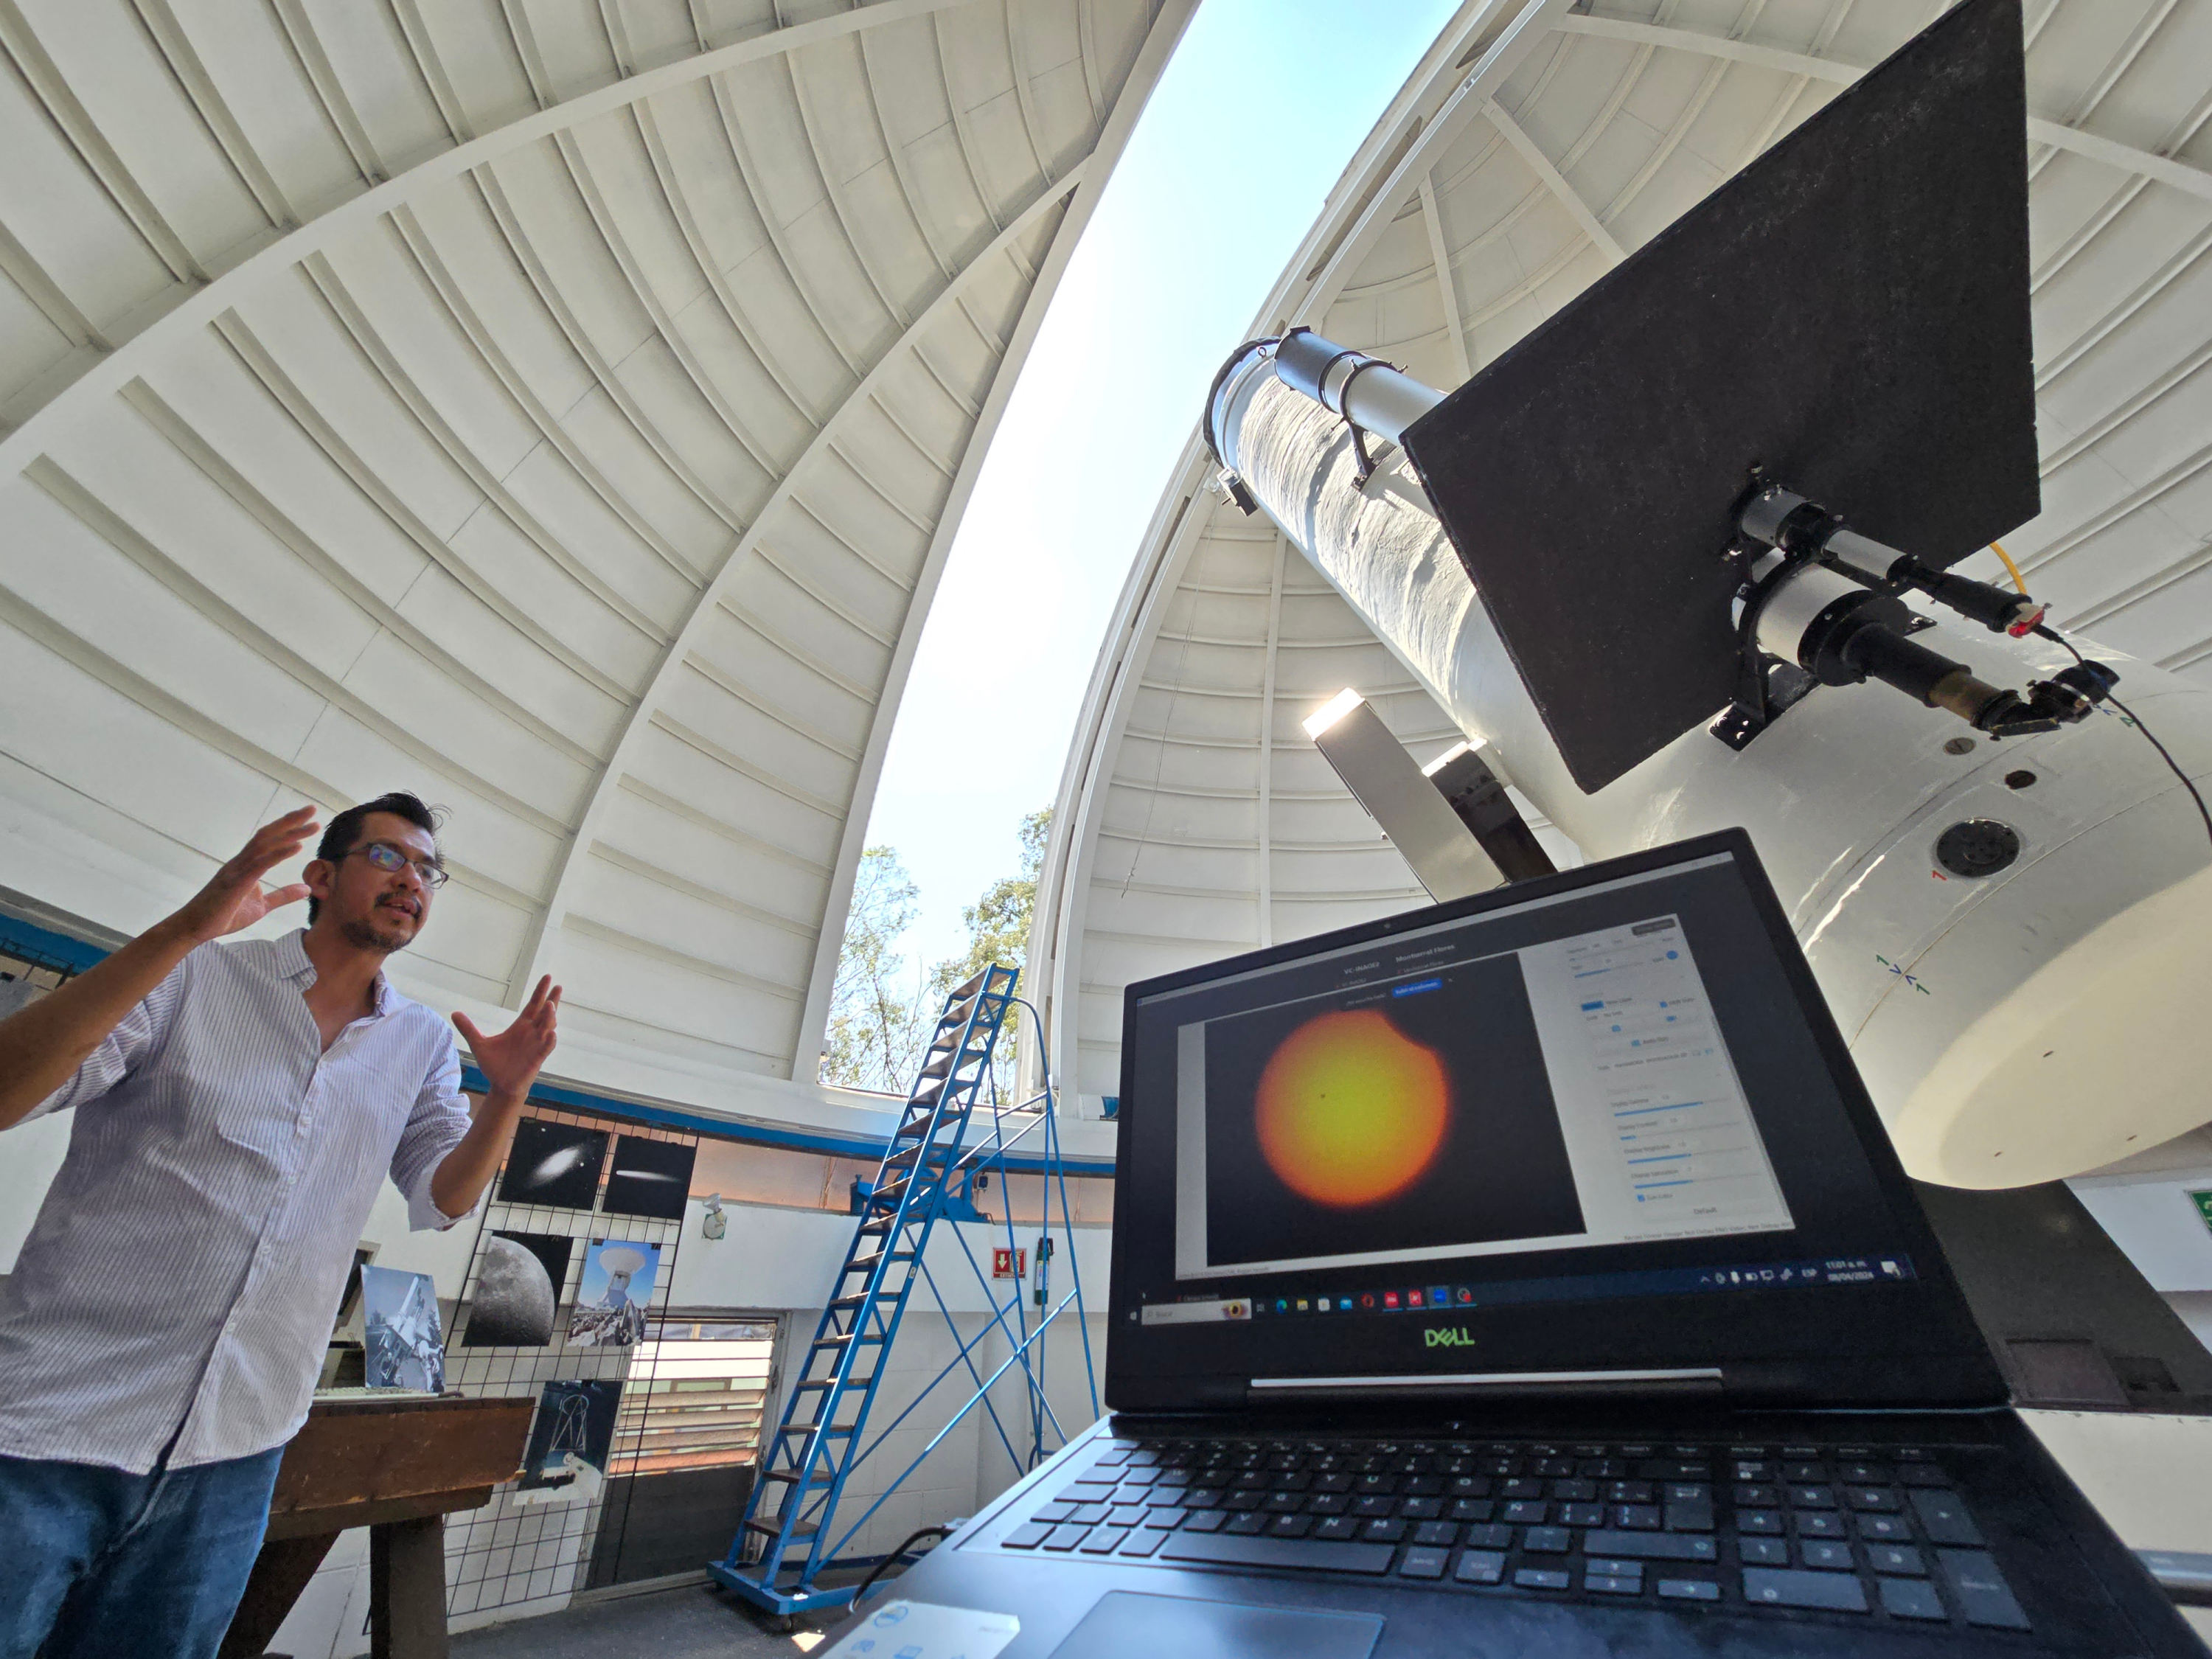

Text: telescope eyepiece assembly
xmin=1723 ymin=484 xmax=2104 ymax=747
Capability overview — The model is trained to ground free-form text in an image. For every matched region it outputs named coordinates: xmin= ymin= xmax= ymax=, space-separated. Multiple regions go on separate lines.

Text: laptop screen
xmin=1106 ymin=830 xmax=2001 ymax=1410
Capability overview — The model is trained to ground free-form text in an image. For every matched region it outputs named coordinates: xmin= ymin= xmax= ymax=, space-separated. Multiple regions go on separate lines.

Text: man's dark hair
xmin=309 ymin=793 xmax=444 ymax=923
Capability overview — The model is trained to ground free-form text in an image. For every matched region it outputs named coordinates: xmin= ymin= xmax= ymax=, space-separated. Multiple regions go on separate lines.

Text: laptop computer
xmin=872 ymin=829 xmax=2199 ymax=1655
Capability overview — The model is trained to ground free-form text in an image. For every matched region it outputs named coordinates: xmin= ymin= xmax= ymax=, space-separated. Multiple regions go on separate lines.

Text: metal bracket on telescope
xmin=1710 ymin=536 xmax=1820 ymax=751
xmin=1202 ymin=341 xmax=1268 ymax=515
xmin=1276 ymin=328 xmax=1401 ymax=488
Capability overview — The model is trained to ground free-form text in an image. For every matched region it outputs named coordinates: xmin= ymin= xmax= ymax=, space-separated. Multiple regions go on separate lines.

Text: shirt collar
xmin=277 ymin=929 xmax=395 ymax=1016
xmin=276 ymin=929 xmax=315 ymax=985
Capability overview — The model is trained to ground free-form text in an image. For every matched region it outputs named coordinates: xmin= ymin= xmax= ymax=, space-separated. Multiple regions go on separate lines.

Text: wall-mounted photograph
xmin=601 ymin=1135 xmax=697 ymax=1221
xmin=514 ymin=1378 xmax=623 ymax=1506
xmin=567 ymin=1239 xmax=661 ymax=1348
xmin=495 ymin=1119 xmax=608 ymax=1211
xmin=461 ymin=1230 xmax=573 ymax=1348
xmin=361 ymin=1265 xmax=445 ymax=1392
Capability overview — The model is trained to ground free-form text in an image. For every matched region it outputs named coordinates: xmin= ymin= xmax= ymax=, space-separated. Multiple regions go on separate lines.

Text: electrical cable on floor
xmin=850 ymin=1524 xmax=954 ymax=1606
xmin=2032 ymin=622 xmax=2212 ymax=854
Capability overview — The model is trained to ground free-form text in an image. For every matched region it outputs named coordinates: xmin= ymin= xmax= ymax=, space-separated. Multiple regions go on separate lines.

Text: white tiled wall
xmin=817 ymin=1313 xmax=991 ymax=1563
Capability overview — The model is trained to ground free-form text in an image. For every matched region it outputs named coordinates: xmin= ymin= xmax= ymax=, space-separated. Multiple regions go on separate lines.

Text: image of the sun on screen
xmin=1253 ymin=1009 xmax=1450 ymax=1207
xmin=1186 ymin=953 xmax=1591 ymax=1276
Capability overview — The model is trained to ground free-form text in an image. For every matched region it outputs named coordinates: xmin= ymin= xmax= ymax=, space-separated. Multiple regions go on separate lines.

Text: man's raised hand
xmin=453 ymin=975 xmax=561 ymax=1101
xmin=172 ymin=807 xmax=319 ymax=945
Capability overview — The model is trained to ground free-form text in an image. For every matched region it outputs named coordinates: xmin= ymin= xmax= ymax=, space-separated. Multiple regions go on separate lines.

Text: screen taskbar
xmin=1135 ymin=1253 xmax=1919 ymax=1326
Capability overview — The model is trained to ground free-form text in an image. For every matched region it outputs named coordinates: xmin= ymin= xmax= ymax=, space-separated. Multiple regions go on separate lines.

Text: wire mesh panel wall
xmin=441 ymin=1107 xmax=692 ymax=1620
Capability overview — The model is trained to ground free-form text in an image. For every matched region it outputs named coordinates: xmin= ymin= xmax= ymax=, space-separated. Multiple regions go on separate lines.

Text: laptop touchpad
xmin=1046 ymin=1590 xmax=1382 ymax=1659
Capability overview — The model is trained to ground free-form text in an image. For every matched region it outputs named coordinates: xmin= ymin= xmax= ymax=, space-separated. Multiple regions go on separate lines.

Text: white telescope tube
xmin=1209 ymin=337 xmax=2212 ymax=1188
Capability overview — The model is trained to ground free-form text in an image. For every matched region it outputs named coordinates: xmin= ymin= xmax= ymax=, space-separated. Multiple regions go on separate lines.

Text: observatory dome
xmin=0 ymin=0 xmax=1184 ymax=1130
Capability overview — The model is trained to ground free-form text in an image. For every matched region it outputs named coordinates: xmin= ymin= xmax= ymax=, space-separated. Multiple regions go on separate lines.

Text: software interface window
xmin=1172 ymin=911 xmax=1792 ymax=1281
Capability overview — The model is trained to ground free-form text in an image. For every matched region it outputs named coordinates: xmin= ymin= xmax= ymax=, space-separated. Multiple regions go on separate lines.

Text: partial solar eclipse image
xmin=1253 ymin=1009 xmax=1448 ymax=1208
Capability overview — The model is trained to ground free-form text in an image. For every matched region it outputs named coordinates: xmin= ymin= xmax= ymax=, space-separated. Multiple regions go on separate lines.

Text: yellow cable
xmin=1989 ymin=540 xmax=2028 ymax=594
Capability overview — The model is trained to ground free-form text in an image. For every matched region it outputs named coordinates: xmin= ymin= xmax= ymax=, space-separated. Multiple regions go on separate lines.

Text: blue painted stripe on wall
xmin=1 ymin=914 xmax=1111 ymax=1174
xmin=463 ymin=1065 xmax=1111 ymax=1175
xmin=0 ymin=915 xmax=113 ymax=974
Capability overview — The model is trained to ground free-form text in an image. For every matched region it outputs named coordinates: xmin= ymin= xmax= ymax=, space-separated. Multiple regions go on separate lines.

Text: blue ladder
xmin=710 ymin=964 xmax=1018 ymax=1621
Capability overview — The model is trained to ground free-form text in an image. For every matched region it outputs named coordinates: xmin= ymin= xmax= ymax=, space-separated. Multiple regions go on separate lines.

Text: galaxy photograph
xmin=495 ymin=1119 xmax=609 ymax=1211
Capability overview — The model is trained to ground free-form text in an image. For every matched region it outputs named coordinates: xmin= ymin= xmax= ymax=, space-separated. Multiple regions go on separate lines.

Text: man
xmin=0 ymin=793 xmax=561 ymax=1659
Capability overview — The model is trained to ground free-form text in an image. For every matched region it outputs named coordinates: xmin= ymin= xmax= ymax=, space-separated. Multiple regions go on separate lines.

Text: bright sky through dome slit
xmin=862 ymin=0 xmax=1458 ymax=973
xmin=1254 ymin=1009 xmax=1450 ymax=1208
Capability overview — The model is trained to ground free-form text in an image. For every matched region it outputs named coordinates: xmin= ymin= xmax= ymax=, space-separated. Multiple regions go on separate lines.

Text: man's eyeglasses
xmin=347 ymin=841 xmax=449 ymax=888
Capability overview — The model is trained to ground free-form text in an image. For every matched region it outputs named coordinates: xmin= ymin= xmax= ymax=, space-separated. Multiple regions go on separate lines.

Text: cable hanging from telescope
xmin=2031 ymin=623 xmax=2212 ymax=855
xmin=1987 ymin=544 xmax=2209 ymax=852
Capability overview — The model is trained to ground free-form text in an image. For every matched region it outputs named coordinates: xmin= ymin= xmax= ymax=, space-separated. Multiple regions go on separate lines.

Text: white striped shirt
xmin=0 ymin=930 xmax=473 ymax=1472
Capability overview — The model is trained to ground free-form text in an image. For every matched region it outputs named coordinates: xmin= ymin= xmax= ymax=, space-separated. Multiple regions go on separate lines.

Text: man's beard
xmin=341 ymin=915 xmax=414 ymax=953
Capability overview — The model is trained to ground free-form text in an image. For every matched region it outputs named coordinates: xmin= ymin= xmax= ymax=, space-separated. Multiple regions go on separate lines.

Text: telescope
xmin=1203 ymin=0 xmax=2212 ymax=1191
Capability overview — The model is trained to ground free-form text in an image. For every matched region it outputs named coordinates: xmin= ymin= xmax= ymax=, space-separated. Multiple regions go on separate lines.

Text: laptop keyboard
xmin=995 ymin=1435 xmax=2032 ymax=1635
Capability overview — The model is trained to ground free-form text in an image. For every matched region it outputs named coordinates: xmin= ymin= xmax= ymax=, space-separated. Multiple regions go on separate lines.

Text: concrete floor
xmin=450 ymin=1579 xmax=869 ymax=1659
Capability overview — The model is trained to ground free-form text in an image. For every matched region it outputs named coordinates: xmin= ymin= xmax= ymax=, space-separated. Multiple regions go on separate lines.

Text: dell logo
xmin=1424 ymin=1326 xmax=1476 ymax=1349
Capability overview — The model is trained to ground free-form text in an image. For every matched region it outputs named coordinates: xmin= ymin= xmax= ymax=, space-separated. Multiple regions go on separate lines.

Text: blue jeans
xmin=0 ymin=1442 xmax=285 ymax=1659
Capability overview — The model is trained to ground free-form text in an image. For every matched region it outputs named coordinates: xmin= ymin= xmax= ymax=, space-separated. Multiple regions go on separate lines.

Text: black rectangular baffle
xmin=1397 ymin=0 xmax=2039 ymax=794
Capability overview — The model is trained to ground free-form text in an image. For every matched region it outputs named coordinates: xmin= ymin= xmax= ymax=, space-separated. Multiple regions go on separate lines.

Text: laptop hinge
xmin=1246 ymin=1366 xmax=1724 ymax=1402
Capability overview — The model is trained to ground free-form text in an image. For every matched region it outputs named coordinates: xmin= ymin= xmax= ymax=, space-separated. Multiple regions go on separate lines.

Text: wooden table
xmin=220 ymin=1394 xmax=535 ymax=1659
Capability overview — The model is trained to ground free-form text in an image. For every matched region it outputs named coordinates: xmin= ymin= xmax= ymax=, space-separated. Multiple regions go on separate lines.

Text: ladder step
xmin=787 ymin=1380 xmax=872 ymax=1407
xmin=761 ymin=1468 xmax=829 ymax=1486
xmin=743 ymin=1517 xmax=821 ymax=1540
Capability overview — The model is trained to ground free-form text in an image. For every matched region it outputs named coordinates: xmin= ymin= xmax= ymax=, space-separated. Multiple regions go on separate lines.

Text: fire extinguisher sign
xmin=992 ymin=1247 xmax=1028 ymax=1280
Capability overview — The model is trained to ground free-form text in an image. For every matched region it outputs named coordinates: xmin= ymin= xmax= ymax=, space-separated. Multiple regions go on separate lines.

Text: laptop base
xmin=872 ymin=1408 xmax=2202 ymax=1658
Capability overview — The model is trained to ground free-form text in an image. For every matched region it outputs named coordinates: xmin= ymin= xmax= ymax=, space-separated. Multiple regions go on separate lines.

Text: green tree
xmin=820 ymin=845 xmax=931 ymax=1093
xmin=820 ymin=813 xmax=1054 ymax=1099
xmin=931 ymin=807 xmax=1051 ymax=1096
